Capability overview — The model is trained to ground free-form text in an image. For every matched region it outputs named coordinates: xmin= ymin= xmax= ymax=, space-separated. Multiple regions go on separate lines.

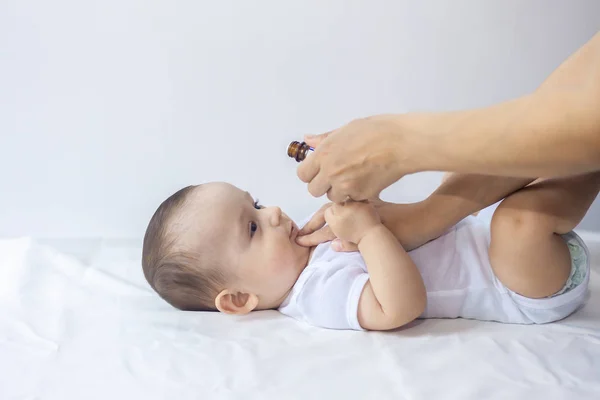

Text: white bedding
xmin=1 ymin=234 xmax=599 ymax=400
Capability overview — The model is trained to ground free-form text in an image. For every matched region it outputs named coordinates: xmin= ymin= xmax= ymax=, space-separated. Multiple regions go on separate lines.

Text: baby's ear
xmin=215 ymin=289 xmax=258 ymax=315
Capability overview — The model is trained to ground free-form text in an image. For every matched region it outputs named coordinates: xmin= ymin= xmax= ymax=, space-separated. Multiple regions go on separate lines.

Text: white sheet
xmin=1 ymin=234 xmax=599 ymax=400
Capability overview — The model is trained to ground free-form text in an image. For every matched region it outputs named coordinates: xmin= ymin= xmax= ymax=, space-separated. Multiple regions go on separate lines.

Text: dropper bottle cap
xmin=287 ymin=141 xmax=314 ymax=162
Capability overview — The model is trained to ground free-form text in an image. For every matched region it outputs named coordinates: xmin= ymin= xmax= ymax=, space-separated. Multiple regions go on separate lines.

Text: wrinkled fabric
xmin=1 ymin=237 xmax=599 ymax=400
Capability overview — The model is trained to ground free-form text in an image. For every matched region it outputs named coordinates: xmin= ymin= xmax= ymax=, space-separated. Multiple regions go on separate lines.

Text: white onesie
xmin=278 ymin=209 xmax=590 ymax=331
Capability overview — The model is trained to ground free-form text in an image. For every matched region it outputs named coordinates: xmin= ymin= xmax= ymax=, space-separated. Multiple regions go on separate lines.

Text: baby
xmin=142 ymin=173 xmax=598 ymax=331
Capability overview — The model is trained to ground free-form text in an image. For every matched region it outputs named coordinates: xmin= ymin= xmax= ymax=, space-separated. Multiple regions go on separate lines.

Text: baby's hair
xmin=142 ymin=185 xmax=226 ymax=311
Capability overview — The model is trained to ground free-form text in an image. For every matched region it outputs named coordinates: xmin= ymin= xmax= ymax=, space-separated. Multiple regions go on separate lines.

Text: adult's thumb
xmin=304 ymin=131 xmax=332 ymax=148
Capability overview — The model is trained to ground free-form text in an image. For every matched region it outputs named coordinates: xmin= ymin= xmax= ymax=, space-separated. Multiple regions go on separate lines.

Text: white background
xmin=1 ymin=0 xmax=599 ymax=238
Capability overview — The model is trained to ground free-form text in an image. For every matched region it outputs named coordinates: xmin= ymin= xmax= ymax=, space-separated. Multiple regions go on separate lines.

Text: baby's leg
xmin=489 ymin=172 xmax=600 ymax=298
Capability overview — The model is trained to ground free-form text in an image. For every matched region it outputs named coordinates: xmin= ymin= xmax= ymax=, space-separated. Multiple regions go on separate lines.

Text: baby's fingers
xmin=295 ymin=226 xmax=336 ymax=247
xmin=331 ymin=239 xmax=358 ymax=252
xmin=298 ymin=203 xmax=330 ymax=235
xmin=324 ymin=205 xmax=336 ymax=223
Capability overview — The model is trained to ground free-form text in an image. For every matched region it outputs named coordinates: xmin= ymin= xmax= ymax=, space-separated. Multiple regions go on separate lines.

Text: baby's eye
xmin=250 ymin=221 xmax=258 ymax=237
xmin=253 ymin=199 xmax=263 ymax=210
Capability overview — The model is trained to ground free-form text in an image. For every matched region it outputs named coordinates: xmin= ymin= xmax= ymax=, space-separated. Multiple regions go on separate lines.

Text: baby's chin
xmin=296 ymin=246 xmax=314 ymax=271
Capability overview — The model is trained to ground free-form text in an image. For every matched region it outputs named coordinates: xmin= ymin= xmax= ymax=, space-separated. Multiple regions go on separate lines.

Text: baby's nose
xmin=269 ymin=206 xmax=282 ymax=226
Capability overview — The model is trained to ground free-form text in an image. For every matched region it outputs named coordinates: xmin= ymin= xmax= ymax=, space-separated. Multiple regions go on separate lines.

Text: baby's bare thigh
xmin=490 ymin=173 xmax=599 ymax=298
xmin=488 ymin=181 xmax=576 ymax=298
xmin=489 ymin=222 xmax=570 ymax=298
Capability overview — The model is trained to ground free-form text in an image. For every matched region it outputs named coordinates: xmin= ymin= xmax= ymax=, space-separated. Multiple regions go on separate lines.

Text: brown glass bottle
xmin=287 ymin=141 xmax=313 ymax=162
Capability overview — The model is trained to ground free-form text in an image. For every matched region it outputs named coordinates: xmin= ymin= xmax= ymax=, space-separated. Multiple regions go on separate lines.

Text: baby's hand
xmin=324 ymin=201 xmax=382 ymax=245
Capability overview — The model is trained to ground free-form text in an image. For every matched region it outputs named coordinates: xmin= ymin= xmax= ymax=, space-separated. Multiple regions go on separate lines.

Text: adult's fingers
xmin=296 ymin=130 xmax=334 ymax=184
xmin=307 ymin=171 xmax=331 ymax=198
xmin=327 ymin=186 xmax=353 ymax=203
xmin=327 ymin=183 xmax=376 ymax=203
xmin=295 ymin=226 xmax=336 ymax=247
xmin=296 ymin=154 xmax=320 ymax=184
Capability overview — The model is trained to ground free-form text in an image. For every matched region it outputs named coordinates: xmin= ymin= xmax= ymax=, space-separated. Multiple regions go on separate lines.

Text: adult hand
xmin=297 ymin=115 xmax=421 ymax=203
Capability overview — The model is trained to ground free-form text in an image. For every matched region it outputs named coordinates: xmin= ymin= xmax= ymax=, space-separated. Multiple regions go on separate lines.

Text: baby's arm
xmin=324 ymin=202 xmax=426 ymax=331
xmin=357 ymin=225 xmax=426 ymax=330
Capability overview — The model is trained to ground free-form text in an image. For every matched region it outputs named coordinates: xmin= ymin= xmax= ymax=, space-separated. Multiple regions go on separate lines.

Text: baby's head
xmin=142 ymin=182 xmax=310 ymax=314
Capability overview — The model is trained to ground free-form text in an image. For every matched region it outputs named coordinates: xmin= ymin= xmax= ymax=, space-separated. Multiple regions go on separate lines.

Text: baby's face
xmin=181 ymin=182 xmax=311 ymax=310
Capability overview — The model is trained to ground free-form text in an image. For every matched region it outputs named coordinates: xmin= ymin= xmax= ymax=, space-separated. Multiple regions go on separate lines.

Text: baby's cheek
xmin=269 ymin=248 xmax=297 ymax=273
xmin=272 ymin=253 xmax=293 ymax=273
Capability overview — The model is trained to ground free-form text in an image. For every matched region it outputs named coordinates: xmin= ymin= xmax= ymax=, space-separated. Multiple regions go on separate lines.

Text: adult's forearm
xmin=412 ymin=32 xmax=600 ymax=178
xmin=373 ymin=174 xmax=533 ymax=251
xmin=424 ymin=174 xmax=535 ymax=228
